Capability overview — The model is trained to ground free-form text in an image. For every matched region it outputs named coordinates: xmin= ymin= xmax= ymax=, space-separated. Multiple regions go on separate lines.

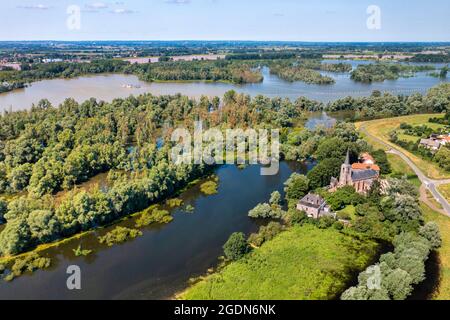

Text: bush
xmin=285 ymin=209 xmax=307 ymax=226
xmin=223 ymin=232 xmax=249 ymax=261
xmin=248 ymin=222 xmax=283 ymax=247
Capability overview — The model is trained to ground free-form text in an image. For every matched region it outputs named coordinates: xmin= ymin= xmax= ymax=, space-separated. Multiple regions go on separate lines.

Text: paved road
xmin=360 ymin=125 xmax=450 ymax=216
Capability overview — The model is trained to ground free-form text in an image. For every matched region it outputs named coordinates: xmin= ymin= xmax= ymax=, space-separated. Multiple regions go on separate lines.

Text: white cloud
xmin=86 ymin=2 xmax=109 ymax=10
xmin=17 ymin=4 xmax=50 ymax=10
xmin=164 ymin=0 xmax=191 ymax=4
xmin=110 ymin=8 xmax=135 ymax=14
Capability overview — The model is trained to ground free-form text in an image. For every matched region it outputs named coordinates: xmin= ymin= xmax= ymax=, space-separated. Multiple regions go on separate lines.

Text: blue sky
xmin=0 ymin=0 xmax=449 ymax=41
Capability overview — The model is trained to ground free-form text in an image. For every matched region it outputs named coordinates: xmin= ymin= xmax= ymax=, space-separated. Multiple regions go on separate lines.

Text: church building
xmin=330 ymin=150 xmax=380 ymax=194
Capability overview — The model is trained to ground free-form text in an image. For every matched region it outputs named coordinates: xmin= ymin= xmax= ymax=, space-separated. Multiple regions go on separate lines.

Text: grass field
xmin=356 ymin=114 xmax=450 ymax=180
xmin=181 ymin=225 xmax=378 ymax=300
xmin=387 ymin=153 xmax=421 ymax=187
xmin=421 ymin=203 xmax=450 ymax=300
xmin=438 ymin=184 xmax=450 ymax=202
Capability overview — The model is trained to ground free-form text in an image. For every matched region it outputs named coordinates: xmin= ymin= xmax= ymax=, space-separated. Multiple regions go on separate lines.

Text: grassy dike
xmin=356 ymin=114 xmax=450 ymax=180
xmin=421 ymin=203 xmax=450 ymax=300
xmin=438 ymin=184 xmax=450 ymax=202
xmin=381 ymin=136 xmax=449 ymax=299
xmin=180 ymin=225 xmax=379 ymax=300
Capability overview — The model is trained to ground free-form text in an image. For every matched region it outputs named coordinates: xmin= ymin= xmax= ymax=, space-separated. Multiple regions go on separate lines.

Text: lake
xmin=0 ymin=161 xmax=311 ymax=300
xmin=0 ymin=60 xmax=448 ymax=112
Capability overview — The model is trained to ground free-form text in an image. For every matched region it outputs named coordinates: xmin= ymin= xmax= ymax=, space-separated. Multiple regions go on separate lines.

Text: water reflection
xmin=0 ymin=61 xmax=447 ymax=112
xmin=0 ymin=162 xmax=306 ymax=299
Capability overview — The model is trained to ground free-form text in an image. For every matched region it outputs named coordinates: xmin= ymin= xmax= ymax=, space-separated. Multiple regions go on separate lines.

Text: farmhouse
xmin=297 ymin=193 xmax=333 ymax=219
xmin=419 ymin=138 xmax=441 ymax=151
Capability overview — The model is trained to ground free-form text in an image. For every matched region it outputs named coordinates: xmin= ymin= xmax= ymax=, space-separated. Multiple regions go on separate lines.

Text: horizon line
xmin=1 ymin=40 xmax=450 ymax=44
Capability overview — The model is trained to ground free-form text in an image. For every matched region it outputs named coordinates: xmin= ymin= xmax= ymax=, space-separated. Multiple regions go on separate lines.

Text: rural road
xmin=359 ymin=125 xmax=450 ymax=217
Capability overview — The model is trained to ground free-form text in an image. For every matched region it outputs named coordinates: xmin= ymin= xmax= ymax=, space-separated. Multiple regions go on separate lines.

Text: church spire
xmin=344 ymin=149 xmax=350 ymax=166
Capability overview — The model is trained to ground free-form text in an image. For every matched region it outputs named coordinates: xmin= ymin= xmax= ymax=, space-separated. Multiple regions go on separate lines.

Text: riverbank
xmin=0 ymin=172 xmax=215 ymax=266
xmin=179 ymin=225 xmax=379 ymax=300
xmin=0 ymin=163 xmax=302 ymax=299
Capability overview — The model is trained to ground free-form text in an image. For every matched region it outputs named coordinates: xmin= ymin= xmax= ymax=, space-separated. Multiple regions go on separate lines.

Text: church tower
xmin=339 ymin=149 xmax=352 ymax=186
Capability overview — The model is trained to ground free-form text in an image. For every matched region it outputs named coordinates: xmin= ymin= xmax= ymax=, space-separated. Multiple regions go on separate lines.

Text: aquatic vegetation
xmin=135 ymin=208 xmax=173 ymax=228
xmin=98 ymin=227 xmax=142 ymax=247
xmin=3 ymin=253 xmax=51 ymax=282
xmin=200 ymin=179 xmax=219 ymax=195
xmin=73 ymin=245 xmax=93 ymax=257
xmin=166 ymin=198 xmax=184 ymax=208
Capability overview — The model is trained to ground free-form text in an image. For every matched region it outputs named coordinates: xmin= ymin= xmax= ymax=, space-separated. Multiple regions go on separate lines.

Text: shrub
xmin=249 ymin=222 xmax=283 ymax=247
xmin=285 ymin=209 xmax=307 ymax=226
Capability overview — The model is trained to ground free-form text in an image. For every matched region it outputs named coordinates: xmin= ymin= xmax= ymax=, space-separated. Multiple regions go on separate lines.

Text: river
xmin=0 ymin=61 xmax=448 ymax=112
xmin=0 ymin=161 xmax=311 ymax=300
xmin=0 ymin=59 xmax=444 ymax=299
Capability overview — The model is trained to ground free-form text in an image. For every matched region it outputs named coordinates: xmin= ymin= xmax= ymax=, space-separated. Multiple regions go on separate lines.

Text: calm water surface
xmin=0 ymin=61 xmax=447 ymax=112
xmin=0 ymin=162 xmax=310 ymax=300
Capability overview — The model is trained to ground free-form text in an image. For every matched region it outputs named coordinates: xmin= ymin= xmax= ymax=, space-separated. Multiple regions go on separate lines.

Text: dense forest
xmin=129 ymin=60 xmax=263 ymax=84
xmin=407 ymin=54 xmax=450 ymax=63
xmin=351 ymin=63 xmax=436 ymax=83
xmin=325 ymin=83 xmax=450 ymax=119
xmin=267 ymin=60 xmax=335 ymax=84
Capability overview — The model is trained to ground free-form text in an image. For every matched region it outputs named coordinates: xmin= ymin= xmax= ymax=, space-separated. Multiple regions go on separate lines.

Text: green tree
xmin=419 ymin=222 xmax=442 ymax=250
xmin=0 ymin=199 xmax=7 ymax=223
xmin=0 ymin=218 xmax=32 ymax=255
xmin=384 ymin=268 xmax=413 ymax=300
xmin=223 ymin=232 xmax=249 ymax=261
xmin=26 ymin=210 xmax=60 ymax=243
xmin=307 ymin=158 xmax=341 ymax=189
xmin=269 ymin=191 xmax=281 ymax=206
xmin=371 ymin=150 xmax=391 ymax=174
xmin=248 ymin=203 xmax=282 ymax=219
xmin=435 ymin=147 xmax=450 ymax=171
xmin=283 ymin=173 xmax=309 ymax=201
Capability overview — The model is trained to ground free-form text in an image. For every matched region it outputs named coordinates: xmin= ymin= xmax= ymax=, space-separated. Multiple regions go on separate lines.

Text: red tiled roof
xmin=352 ymin=163 xmax=380 ymax=171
